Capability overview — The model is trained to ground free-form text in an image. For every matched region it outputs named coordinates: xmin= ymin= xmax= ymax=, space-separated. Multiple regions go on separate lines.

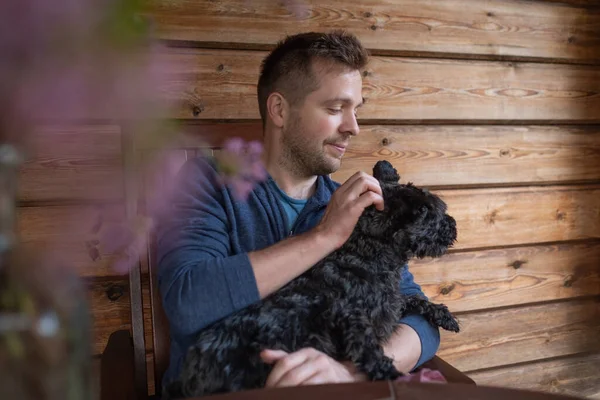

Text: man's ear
xmin=266 ymin=92 xmax=288 ymax=128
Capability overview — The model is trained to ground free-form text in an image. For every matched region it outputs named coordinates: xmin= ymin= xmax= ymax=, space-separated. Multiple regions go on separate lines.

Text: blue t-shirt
xmin=267 ymin=179 xmax=307 ymax=233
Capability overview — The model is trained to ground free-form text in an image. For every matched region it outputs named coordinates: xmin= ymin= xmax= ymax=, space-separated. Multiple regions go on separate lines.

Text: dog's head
xmin=356 ymin=160 xmax=457 ymax=259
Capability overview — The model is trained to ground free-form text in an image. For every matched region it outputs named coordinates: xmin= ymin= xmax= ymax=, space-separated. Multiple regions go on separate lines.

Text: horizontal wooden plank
xmin=334 ymin=125 xmax=600 ymax=186
xmin=439 ymin=184 xmax=600 ymax=250
xmin=469 ymin=353 xmax=600 ymax=399
xmin=16 ymin=205 xmax=127 ymax=278
xmin=18 ymin=125 xmax=123 ymax=202
xmin=144 ymin=123 xmax=600 ymax=187
xmin=144 ymin=0 xmax=600 ymax=62
xmin=412 ymin=241 xmax=600 ymax=313
xmin=135 ymin=122 xmax=261 ymax=150
xmin=158 ymin=48 xmax=600 ymax=121
xmin=438 ymin=297 xmax=600 ymax=371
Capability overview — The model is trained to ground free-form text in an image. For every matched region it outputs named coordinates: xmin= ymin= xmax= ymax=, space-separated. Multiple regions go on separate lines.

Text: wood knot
xmin=499 ymin=148 xmax=511 ymax=157
xmin=362 ymin=70 xmax=371 ymax=77
xmin=364 ymin=11 xmax=373 ymax=18
xmin=106 ymin=285 xmax=124 ymax=302
xmin=485 ymin=210 xmax=498 ymax=225
xmin=487 ymin=12 xmax=495 ymax=17
xmin=381 ymin=138 xmax=390 ymax=146
xmin=509 ymin=260 xmax=527 ymax=269
xmin=192 ymin=105 xmax=204 ymax=117
xmin=563 ymin=275 xmax=575 ymax=287
xmin=556 ymin=210 xmax=566 ymax=221
xmin=217 ymin=64 xmax=225 ymax=71
xmin=440 ymin=283 xmax=455 ymax=295
xmin=567 ymin=36 xmax=575 ymax=44
xmin=370 ymin=25 xmax=378 ymax=31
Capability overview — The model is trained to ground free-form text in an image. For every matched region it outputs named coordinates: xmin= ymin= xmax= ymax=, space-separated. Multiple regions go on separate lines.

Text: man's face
xmin=281 ymin=63 xmax=363 ymax=177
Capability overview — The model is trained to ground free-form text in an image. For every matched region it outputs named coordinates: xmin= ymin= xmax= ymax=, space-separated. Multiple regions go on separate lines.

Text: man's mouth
xmin=327 ymin=143 xmax=347 ymax=154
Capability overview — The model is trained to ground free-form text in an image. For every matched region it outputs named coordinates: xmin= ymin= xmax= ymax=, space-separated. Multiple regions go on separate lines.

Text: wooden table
xmin=196 ymin=381 xmax=583 ymax=400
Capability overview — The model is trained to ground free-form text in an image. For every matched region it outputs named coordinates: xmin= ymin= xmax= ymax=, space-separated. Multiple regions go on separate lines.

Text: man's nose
xmin=341 ymin=111 xmax=360 ymax=136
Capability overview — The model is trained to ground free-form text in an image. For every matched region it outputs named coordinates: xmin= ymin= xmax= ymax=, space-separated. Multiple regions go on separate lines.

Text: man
xmin=157 ymin=31 xmax=440 ymax=391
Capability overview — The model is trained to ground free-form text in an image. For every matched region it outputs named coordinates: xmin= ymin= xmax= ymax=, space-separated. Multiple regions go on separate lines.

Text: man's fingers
xmin=260 ymin=349 xmax=289 ymax=364
xmin=354 ymin=190 xmax=385 ymax=212
xmin=346 ymin=176 xmax=383 ymax=206
xmin=339 ymin=171 xmax=367 ymax=192
xmin=338 ymin=172 xmax=381 ymax=199
xmin=264 ymin=350 xmax=310 ymax=387
xmin=270 ymin=358 xmax=321 ymax=387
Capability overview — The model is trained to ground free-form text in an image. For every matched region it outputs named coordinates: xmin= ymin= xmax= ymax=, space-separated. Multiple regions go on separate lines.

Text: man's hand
xmin=248 ymin=172 xmax=383 ymax=299
xmin=315 ymin=172 xmax=384 ymax=249
xmin=260 ymin=348 xmax=367 ymax=387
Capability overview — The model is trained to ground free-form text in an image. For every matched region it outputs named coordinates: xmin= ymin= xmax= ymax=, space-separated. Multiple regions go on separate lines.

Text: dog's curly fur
xmin=164 ymin=160 xmax=459 ymax=399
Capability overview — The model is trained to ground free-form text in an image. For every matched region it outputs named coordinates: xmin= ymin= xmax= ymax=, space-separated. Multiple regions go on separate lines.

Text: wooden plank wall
xmin=16 ymin=0 xmax=600 ymax=398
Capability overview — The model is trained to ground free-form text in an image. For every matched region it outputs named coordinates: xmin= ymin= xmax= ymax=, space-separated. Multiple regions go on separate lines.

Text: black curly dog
xmin=164 ymin=160 xmax=459 ymax=399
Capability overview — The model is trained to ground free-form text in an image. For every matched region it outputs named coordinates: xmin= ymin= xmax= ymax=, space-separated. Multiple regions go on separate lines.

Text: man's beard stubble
xmin=279 ymin=113 xmax=343 ymax=178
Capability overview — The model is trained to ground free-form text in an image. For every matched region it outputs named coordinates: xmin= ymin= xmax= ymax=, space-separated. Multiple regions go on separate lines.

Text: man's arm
xmin=259 ymin=325 xmax=424 ymax=387
xmin=393 ymin=265 xmax=441 ymax=370
xmin=157 ymin=157 xmax=261 ymax=337
xmin=382 ymin=323 xmax=424 ymax=373
xmin=261 ymin=266 xmax=440 ymax=386
xmin=250 ymin=170 xmax=384 ymax=297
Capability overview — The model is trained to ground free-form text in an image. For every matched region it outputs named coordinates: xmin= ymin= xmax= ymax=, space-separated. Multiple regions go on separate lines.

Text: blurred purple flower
xmin=2 ymin=0 xmax=267 ymax=275
xmin=103 ymin=216 xmax=154 ymax=274
xmin=215 ymin=138 xmax=267 ymax=200
xmin=145 ymin=150 xmax=190 ymax=220
xmin=2 ymin=0 xmax=180 ymax=275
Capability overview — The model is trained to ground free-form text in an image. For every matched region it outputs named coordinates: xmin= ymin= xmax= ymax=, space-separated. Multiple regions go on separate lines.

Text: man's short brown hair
xmin=257 ymin=31 xmax=369 ymax=126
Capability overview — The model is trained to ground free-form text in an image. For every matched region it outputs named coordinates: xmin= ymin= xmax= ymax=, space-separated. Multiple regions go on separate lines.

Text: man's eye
xmin=328 ymin=108 xmax=342 ymax=114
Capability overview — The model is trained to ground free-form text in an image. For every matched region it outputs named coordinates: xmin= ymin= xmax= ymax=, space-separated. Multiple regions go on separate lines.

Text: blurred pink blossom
xmin=215 ymin=138 xmax=268 ymax=200
xmin=2 ymin=0 xmax=268 ymax=275
xmin=100 ymin=216 xmax=154 ymax=274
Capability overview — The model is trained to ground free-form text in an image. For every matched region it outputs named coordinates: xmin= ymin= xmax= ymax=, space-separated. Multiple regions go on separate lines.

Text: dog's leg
xmin=404 ymin=295 xmax=460 ymax=332
xmin=336 ymin=310 xmax=402 ymax=381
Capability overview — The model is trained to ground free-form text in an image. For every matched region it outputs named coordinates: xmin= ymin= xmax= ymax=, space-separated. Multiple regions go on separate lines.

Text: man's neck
xmin=271 ymin=169 xmax=318 ymax=200
xmin=262 ymin=151 xmax=317 ymax=200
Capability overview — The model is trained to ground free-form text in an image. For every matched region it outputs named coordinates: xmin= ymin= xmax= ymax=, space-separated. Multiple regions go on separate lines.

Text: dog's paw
xmin=442 ymin=316 xmax=460 ymax=333
xmin=433 ymin=304 xmax=460 ymax=332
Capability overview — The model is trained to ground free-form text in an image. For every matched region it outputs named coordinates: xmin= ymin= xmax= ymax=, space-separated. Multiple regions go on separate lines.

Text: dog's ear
xmin=373 ymin=160 xmax=400 ymax=184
